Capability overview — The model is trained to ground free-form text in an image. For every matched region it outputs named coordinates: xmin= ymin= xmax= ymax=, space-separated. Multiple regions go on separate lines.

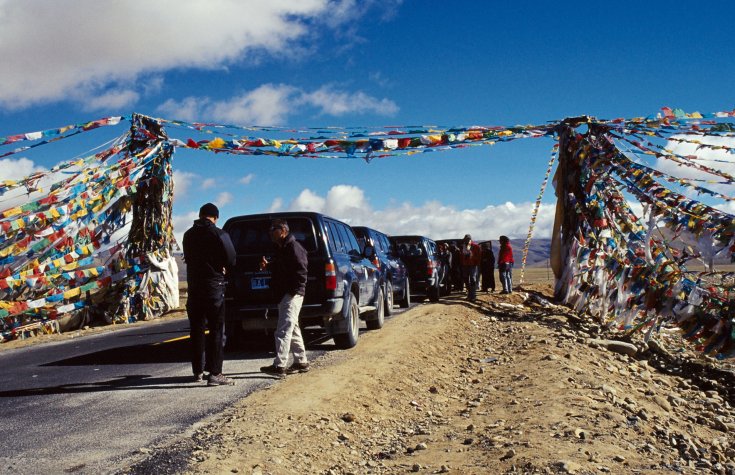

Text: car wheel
xmin=334 ymin=292 xmax=359 ymax=349
xmin=366 ymin=287 xmax=385 ymax=330
xmin=398 ymin=278 xmax=411 ymax=308
xmin=384 ymin=281 xmax=394 ymax=316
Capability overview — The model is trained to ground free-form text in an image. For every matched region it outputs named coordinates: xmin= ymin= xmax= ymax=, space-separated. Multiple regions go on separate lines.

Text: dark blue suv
xmin=353 ymin=226 xmax=410 ymax=320
xmin=223 ymin=212 xmax=383 ymax=349
xmin=390 ymin=235 xmax=448 ymax=302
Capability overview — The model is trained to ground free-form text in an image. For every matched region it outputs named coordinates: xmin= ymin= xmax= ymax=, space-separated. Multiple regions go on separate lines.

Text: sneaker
xmin=260 ymin=364 xmax=287 ymax=378
xmin=287 ymin=362 xmax=310 ymax=374
xmin=207 ymin=374 xmax=235 ymax=386
xmin=193 ymin=373 xmax=204 ymax=382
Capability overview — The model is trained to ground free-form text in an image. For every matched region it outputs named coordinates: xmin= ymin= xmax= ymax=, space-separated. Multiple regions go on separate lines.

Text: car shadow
xmin=42 ymin=336 xmax=272 ymax=367
xmin=0 ymin=372 xmax=276 ymax=398
xmin=0 ymin=375 xmax=210 ymax=397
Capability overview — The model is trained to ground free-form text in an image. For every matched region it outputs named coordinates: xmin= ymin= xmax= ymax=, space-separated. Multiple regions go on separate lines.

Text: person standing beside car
xmin=182 ymin=203 xmax=236 ymax=386
xmin=481 ymin=241 xmax=496 ymax=293
xmin=460 ymin=234 xmax=482 ymax=302
xmin=260 ymin=219 xmax=310 ymax=377
xmin=498 ymin=235 xmax=515 ymax=294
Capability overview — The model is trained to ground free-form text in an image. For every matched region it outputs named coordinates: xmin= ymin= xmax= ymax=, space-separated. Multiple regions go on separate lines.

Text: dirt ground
xmin=7 ymin=269 xmax=735 ymax=474
xmin=134 ymin=278 xmax=735 ymax=475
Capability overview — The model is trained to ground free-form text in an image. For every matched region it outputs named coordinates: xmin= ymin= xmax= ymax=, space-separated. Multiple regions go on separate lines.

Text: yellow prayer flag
xmin=63 ymin=287 xmax=81 ymax=299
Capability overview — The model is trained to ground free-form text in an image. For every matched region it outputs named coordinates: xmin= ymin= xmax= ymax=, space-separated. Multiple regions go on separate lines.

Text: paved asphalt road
xmin=0 ymin=315 xmax=339 ymax=474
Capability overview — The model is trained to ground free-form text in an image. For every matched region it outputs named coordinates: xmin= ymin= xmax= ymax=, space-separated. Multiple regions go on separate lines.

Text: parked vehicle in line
xmin=353 ymin=226 xmax=410 ymax=320
xmin=389 ymin=235 xmax=448 ymax=302
xmin=222 ymin=212 xmax=383 ymax=349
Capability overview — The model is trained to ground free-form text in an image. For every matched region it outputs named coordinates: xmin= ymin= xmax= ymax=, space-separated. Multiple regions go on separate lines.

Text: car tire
xmin=398 ymin=278 xmax=411 ymax=308
xmin=334 ymin=292 xmax=359 ymax=349
xmin=384 ymin=281 xmax=394 ymax=316
xmin=366 ymin=287 xmax=385 ymax=330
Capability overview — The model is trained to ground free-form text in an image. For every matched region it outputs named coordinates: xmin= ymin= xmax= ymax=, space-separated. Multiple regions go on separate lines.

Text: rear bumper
xmin=409 ymin=277 xmax=438 ymax=295
xmin=225 ymin=297 xmax=343 ymax=329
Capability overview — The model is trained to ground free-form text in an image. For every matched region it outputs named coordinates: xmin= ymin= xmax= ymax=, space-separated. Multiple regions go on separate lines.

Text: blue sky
xmin=1 ymin=0 xmax=734 ymax=244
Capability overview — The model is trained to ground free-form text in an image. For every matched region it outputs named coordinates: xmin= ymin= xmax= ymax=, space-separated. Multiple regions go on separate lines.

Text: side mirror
xmin=363 ymin=244 xmax=375 ymax=259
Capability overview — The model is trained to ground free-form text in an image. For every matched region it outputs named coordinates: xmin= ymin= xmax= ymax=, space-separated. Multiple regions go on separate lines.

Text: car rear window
xmin=227 ymin=217 xmax=318 ymax=254
xmin=392 ymin=237 xmax=426 ymax=257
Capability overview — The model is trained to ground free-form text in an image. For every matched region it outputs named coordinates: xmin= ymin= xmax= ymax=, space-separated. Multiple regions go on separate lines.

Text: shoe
xmin=260 ymin=364 xmax=287 ymax=378
xmin=287 ymin=362 xmax=310 ymax=374
xmin=193 ymin=373 xmax=204 ymax=382
xmin=207 ymin=373 xmax=235 ymax=386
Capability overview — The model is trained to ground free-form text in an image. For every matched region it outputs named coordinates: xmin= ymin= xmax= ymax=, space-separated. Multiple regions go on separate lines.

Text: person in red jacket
xmin=498 ymin=235 xmax=515 ymax=294
xmin=459 ymin=234 xmax=482 ymax=302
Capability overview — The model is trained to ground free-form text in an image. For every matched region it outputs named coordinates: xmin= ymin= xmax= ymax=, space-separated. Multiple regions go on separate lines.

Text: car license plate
xmin=251 ymin=277 xmax=270 ymax=290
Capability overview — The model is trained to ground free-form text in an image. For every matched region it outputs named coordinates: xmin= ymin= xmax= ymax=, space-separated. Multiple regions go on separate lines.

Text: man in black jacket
xmin=259 ymin=219 xmax=310 ymax=377
xmin=182 ymin=203 xmax=236 ymax=386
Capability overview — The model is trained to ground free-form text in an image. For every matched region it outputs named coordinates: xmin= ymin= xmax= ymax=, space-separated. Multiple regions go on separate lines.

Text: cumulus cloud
xmin=215 ymin=191 xmax=233 ymax=206
xmin=267 ymin=197 xmax=283 ymax=212
xmin=201 ymin=178 xmax=217 ymax=190
xmin=268 ymin=184 xmax=556 ymax=240
xmin=0 ymin=0 xmax=394 ymax=109
xmin=659 ymin=134 xmax=735 ymax=197
xmin=290 ymin=189 xmax=326 ymax=211
xmin=299 ymin=86 xmax=399 ymax=116
xmin=239 ymin=173 xmax=255 ymax=185
xmin=172 ymin=210 xmax=199 ymax=247
xmin=0 ymin=157 xmax=46 ymax=180
xmin=157 ymin=83 xmax=398 ymax=125
xmin=172 ymin=170 xmax=197 ymax=200
xmin=77 ymin=88 xmax=140 ymax=111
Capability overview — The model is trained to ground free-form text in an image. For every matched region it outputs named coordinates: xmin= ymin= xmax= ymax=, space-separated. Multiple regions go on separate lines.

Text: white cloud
xmin=172 ymin=170 xmax=197 ymax=200
xmin=660 ymin=134 xmax=735 ymax=197
xmin=276 ymin=184 xmax=556 ymax=240
xmin=215 ymin=191 xmax=233 ymax=206
xmin=299 ymin=86 xmax=399 ymax=116
xmin=239 ymin=173 xmax=255 ymax=185
xmin=157 ymin=83 xmax=398 ymax=125
xmin=0 ymin=157 xmax=45 ymax=180
xmin=0 ymin=0 xmax=372 ymax=109
xmin=267 ymin=197 xmax=283 ymax=212
xmin=77 ymin=88 xmax=140 ymax=111
xmin=172 ymin=210 xmax=199 ymax=247
xmin=201 ymin=178 xmax=217 ymax=190
xmin=290 ymin=188 xmax=326 ymax=211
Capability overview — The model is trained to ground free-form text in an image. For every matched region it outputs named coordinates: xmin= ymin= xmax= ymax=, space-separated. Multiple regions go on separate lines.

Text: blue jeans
xmin=463 ymin=265 xmax=479 ymax=301
xmin=499 ymin=263 xmax=513 ymax=293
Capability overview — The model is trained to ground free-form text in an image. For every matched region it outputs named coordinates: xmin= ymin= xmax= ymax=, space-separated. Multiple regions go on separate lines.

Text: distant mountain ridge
xmin=480 ymin=238 xmax=551 ymax=267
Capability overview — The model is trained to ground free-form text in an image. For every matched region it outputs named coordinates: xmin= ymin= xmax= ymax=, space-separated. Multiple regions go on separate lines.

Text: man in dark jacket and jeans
xmin=182 ymin=202 xmax=236 ymax=386
xmin=260 ymin=219 xmax=310 ymax=377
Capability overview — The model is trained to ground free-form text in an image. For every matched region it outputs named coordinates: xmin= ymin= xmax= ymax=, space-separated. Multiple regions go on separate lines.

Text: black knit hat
xmin=199 ymin=202 xmax=219 ymax=218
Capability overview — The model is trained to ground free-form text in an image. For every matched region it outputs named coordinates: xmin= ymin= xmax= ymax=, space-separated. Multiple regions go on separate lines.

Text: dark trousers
xmin=482 ymin=267 xmax=495 ymax=291
xmin=187 ymin=297 xmax=225 ymax=375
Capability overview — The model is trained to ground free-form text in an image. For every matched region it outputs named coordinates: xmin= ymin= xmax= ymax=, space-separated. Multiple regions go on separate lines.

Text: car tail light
xmin=372 ymin=256 xmax=380 ymax=269
xmin=325 ymin=261 xmax=337 ymax=290
xmin=426 ymin=259 xmax=435 ymax=277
